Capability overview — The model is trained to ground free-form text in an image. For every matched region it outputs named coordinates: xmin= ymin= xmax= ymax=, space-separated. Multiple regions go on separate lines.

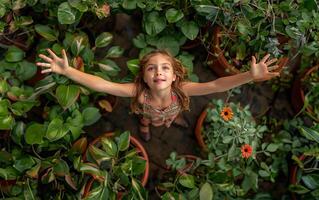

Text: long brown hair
xmin=131 ymin=49 xmax=190 ymax=113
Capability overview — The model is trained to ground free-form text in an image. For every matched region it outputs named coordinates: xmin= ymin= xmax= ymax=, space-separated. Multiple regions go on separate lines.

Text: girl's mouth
xmin=153 ymin=79 xmax=166 ymax=83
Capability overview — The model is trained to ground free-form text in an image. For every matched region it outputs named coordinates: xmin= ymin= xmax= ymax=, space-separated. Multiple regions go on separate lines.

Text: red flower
xmin=241 ymin=144 xmax=253 ymax=159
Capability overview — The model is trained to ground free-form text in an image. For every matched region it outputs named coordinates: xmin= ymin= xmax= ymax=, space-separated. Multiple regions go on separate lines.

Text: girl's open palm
xmin=36 ymin=49 xmax=69 ymax=75
xmin=250 ymin=54 xmax=280 ymax=81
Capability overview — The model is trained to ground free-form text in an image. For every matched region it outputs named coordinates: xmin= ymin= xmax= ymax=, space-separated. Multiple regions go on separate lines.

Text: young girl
xmin=36 ymin=49 xmax=280 ymax=141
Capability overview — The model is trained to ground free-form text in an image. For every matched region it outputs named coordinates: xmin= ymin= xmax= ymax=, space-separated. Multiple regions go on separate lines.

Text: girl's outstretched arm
xmin=36 ymin=49 xmax=136 ymax=97
xmin=182 ymin=54 xmax=280 ymax=96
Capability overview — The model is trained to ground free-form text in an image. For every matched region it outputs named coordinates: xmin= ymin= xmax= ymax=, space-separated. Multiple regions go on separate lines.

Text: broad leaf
xmin=56 ymin=84 xmax=80 ymax=110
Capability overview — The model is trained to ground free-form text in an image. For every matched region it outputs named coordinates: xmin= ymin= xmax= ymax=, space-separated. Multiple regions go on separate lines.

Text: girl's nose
xmin=156 ymin=70 xmax=162 ymax=76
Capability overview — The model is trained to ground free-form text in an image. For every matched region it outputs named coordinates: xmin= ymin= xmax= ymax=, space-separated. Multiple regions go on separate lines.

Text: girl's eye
xmin=163 ymin=66 xmax=170 ymax=70
xmin=147 ymin=67 xmax=154 ymax=71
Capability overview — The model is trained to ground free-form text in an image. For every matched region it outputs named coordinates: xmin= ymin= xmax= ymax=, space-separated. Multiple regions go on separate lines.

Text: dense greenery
xmin=0 ymin=0 xmax=318 ymax=199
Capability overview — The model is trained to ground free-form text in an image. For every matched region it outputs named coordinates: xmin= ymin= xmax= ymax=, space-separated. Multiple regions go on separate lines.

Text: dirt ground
xmin=84 ymin=13 xmax=295 ymax=199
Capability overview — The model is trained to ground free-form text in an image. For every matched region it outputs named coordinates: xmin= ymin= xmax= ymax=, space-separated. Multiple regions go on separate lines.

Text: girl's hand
xmin=250 ymin=54 xmax=280 ymax=81
xmin=36 ymin=49 xmax=69 ymax=75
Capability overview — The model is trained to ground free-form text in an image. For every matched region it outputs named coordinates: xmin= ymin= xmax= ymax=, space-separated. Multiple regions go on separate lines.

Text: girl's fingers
xmin=265 ymin=58 xmax=277 ymax=66
xmin=261 ymin=54 xmax=270 ymax=63
xmin=36 ymin=62 xmax=51 ymax=68
xmin=267 ymin=65 xmax=279 ymax=71
xmin=46 ymin=48 xmax=58 ymax=59
xmin=39 ymin=54 xmax=53 ymax=62
xmin=62 ymin=49 xmax=67 ymax=61
xmin=268 ymin=72 xmax=280 ymax=77
xmin=41 ymin=68 xmax=52 ymax=74
xmin=251 ymin=56 xmax=257 ymax=66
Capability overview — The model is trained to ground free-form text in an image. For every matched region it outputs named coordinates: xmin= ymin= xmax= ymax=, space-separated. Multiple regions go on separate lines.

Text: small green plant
xmin=78 ymin=131 xmax=148 ymax=200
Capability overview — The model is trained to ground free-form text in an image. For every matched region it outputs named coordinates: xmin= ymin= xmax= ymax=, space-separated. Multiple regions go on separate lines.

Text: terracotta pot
xmin=291 ymin=65 xmax=319 ymax=122
xmin=0 ymin=179 xmax=16 ymax=193
xmin=290 ymin=154 xmax=306 ymax=200
xmin=194 ymin=106 xmax=211 ymax=152
xmin=208 ymin=26 xmax=289 ymax=77
xmin=82 ymin=132 xmax=149 ymax=198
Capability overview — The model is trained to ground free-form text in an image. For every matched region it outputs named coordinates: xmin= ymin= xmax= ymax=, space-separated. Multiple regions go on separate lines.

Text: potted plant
xmin=291 ymin=65 xmax=319 ymax=122
xmin=79 ymin=131 xmax=149 ymax=199
xmin=289 ymin=124 xmax=319 ymax=200
xmin=194 ymin=99 xmax=286 ymax=196
xmin=156 ymin=152 xmax=214 ymax=200
xmin=201 ymin=0 xmax=292 ymax=77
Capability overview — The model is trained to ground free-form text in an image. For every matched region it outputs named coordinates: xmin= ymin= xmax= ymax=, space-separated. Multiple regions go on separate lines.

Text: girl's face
xmin=143 ymin=54 xmax=176 ymax=92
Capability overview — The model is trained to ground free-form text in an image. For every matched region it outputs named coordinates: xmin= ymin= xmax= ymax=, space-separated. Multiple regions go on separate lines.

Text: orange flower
xmin=241 ymin=144 xmax=253 ymax=159
xmin=220 ymin=106 xmax=233 ymax=121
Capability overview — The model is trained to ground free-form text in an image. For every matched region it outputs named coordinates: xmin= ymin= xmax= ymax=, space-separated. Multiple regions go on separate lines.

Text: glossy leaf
xmin=144 ymin=11 xmax=166 ymax=36
xmin=166 ymin=8 xmax=184 ymax=23
xmin=88 ymin=145 xmax=112 ymax=165
xmin=46 ymin=118 xmax=69 ymax=141
xmin=118 ymin=131 xmax=130 ymax=151
xmin=82 ymin=107 xmax=101 ymax=126
xmin=179 ymin=174 xmax=195 ymax=189
xmin=53 ymin=159 xmax=70 ymax=177
xmin=56 ymin=84 xmax=80 ymax=110
xmin=25 ymin=123 xmax=46 ymax=144
xmin=180 ymin=20 xmax=199 ymax=40
xmin=106 ymin=46 xmax=124 ymax=58
xmin=58 ymin=2 xmax=77 ymax=24
xmin=5 ymin=46 xmax=25 ymax=62
xmin=200 ymin=182 xmax=213 ymax=200
xmin=101 ymin=137 xmax=118 ymax=157
xmin=95 ymin=32 xmax=113 ymax=48
xmin=127 ymin=59 xmax=140 ymax=76
xmin=71 ymin=137 xmax=88 ymax=154
xmin=14 ymin=155 xmax=36 ymax=173
xmin=34 ymin=24 xmax=58 ymax=41
xmin=97 ymin=59 xmax=121 ymax=77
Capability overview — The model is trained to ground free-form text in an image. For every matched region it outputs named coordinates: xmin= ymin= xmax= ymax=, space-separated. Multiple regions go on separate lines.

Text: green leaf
xmin=258 ymin=170 xmax=270 ymax=177
xmin=266 ymin=143 xmax=279 ymax=152
xmin=56 ymin=84 xmax=80 ymax=110
xmin=106 ymin=46 xmax=124 ymax=58
xmin=16 ymin=60 xmax=37 ymax=81
xmin=155 ymin=36 xmax=180 ymax=56
xmin=88 ymin=145 xmax=111 ymax=164
xmin=127 ymin=59 xmax=140 ymax=76
xmin=144 ymin=11 xmax=166 ymax=36
xmin=122 ymin=0 xmax=137 ymax=10
xmin=69 ymin=0 xmax=88 ymax=12
xmin=289 ymin=184 xmax=310 ymax=194
xmin=95 ymin=32 xmax=113 ymax=48
xmin=299 ymin=126 xmax=319 ymax=143
xmin=25 ymin=123 xmax=46 ymax=144
xmin=181 ymin=20 xmax=199 ymax=40
xmin=82 ymin=107 xmax=101 ymax=126
xmin=166 ymin=8 xmax=184 ymax=23
xmin=200 ymin=182 xmax=213 ymax=200
xmin=34 ymin=24 xmax=58 ymax=41
xmin=101 ymin=137 xmax=118 ymax=157
xmin=13 ymin=155 xmax=36 ymax=173
xmin=46 ymin=118 xmax=69 ymax=142
xmin=133 ymin=34 xmax=147 ymax=49
xmin=97 ymin=59 xmax=121 ymax=77
xmin=118 ymin=131 xmax=130 ymax=151
xmin=5 ymin=46 xmax=25 ymax=62
xmin=302 ymin=174 xmax=319 ymax=190
xmin=11 ymin=121 xmax=25 ymax=146
xmin=0 ymin=115 xmax=15 ymax=130
xmin=179 ymin=174 xmax=195 ymax=189
xmin=0 ymin=167 xmax=20 ymax=180
xmin=58 ymin=2 xmax=78 ymax=24
xmin=53 ymin=159 xmax=69 ymax=177
xmin=78 ymin=162 xmax=103 ymax=178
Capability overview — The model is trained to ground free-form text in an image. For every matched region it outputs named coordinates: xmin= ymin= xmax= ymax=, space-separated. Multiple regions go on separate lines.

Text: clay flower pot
xmin=194 ymin=106 xmax=210 ymax=152
xmin=82 ymin=132 xmax=149 ymax=198
xmin=208 ymin=26 xmax=289 ymax=77
xmin=291 ymin=65 xmax=319 ymax=122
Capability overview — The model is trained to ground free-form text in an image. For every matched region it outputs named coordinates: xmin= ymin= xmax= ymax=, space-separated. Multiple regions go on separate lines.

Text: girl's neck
xmin=149 ymin=87 xmax=172 ymax=106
